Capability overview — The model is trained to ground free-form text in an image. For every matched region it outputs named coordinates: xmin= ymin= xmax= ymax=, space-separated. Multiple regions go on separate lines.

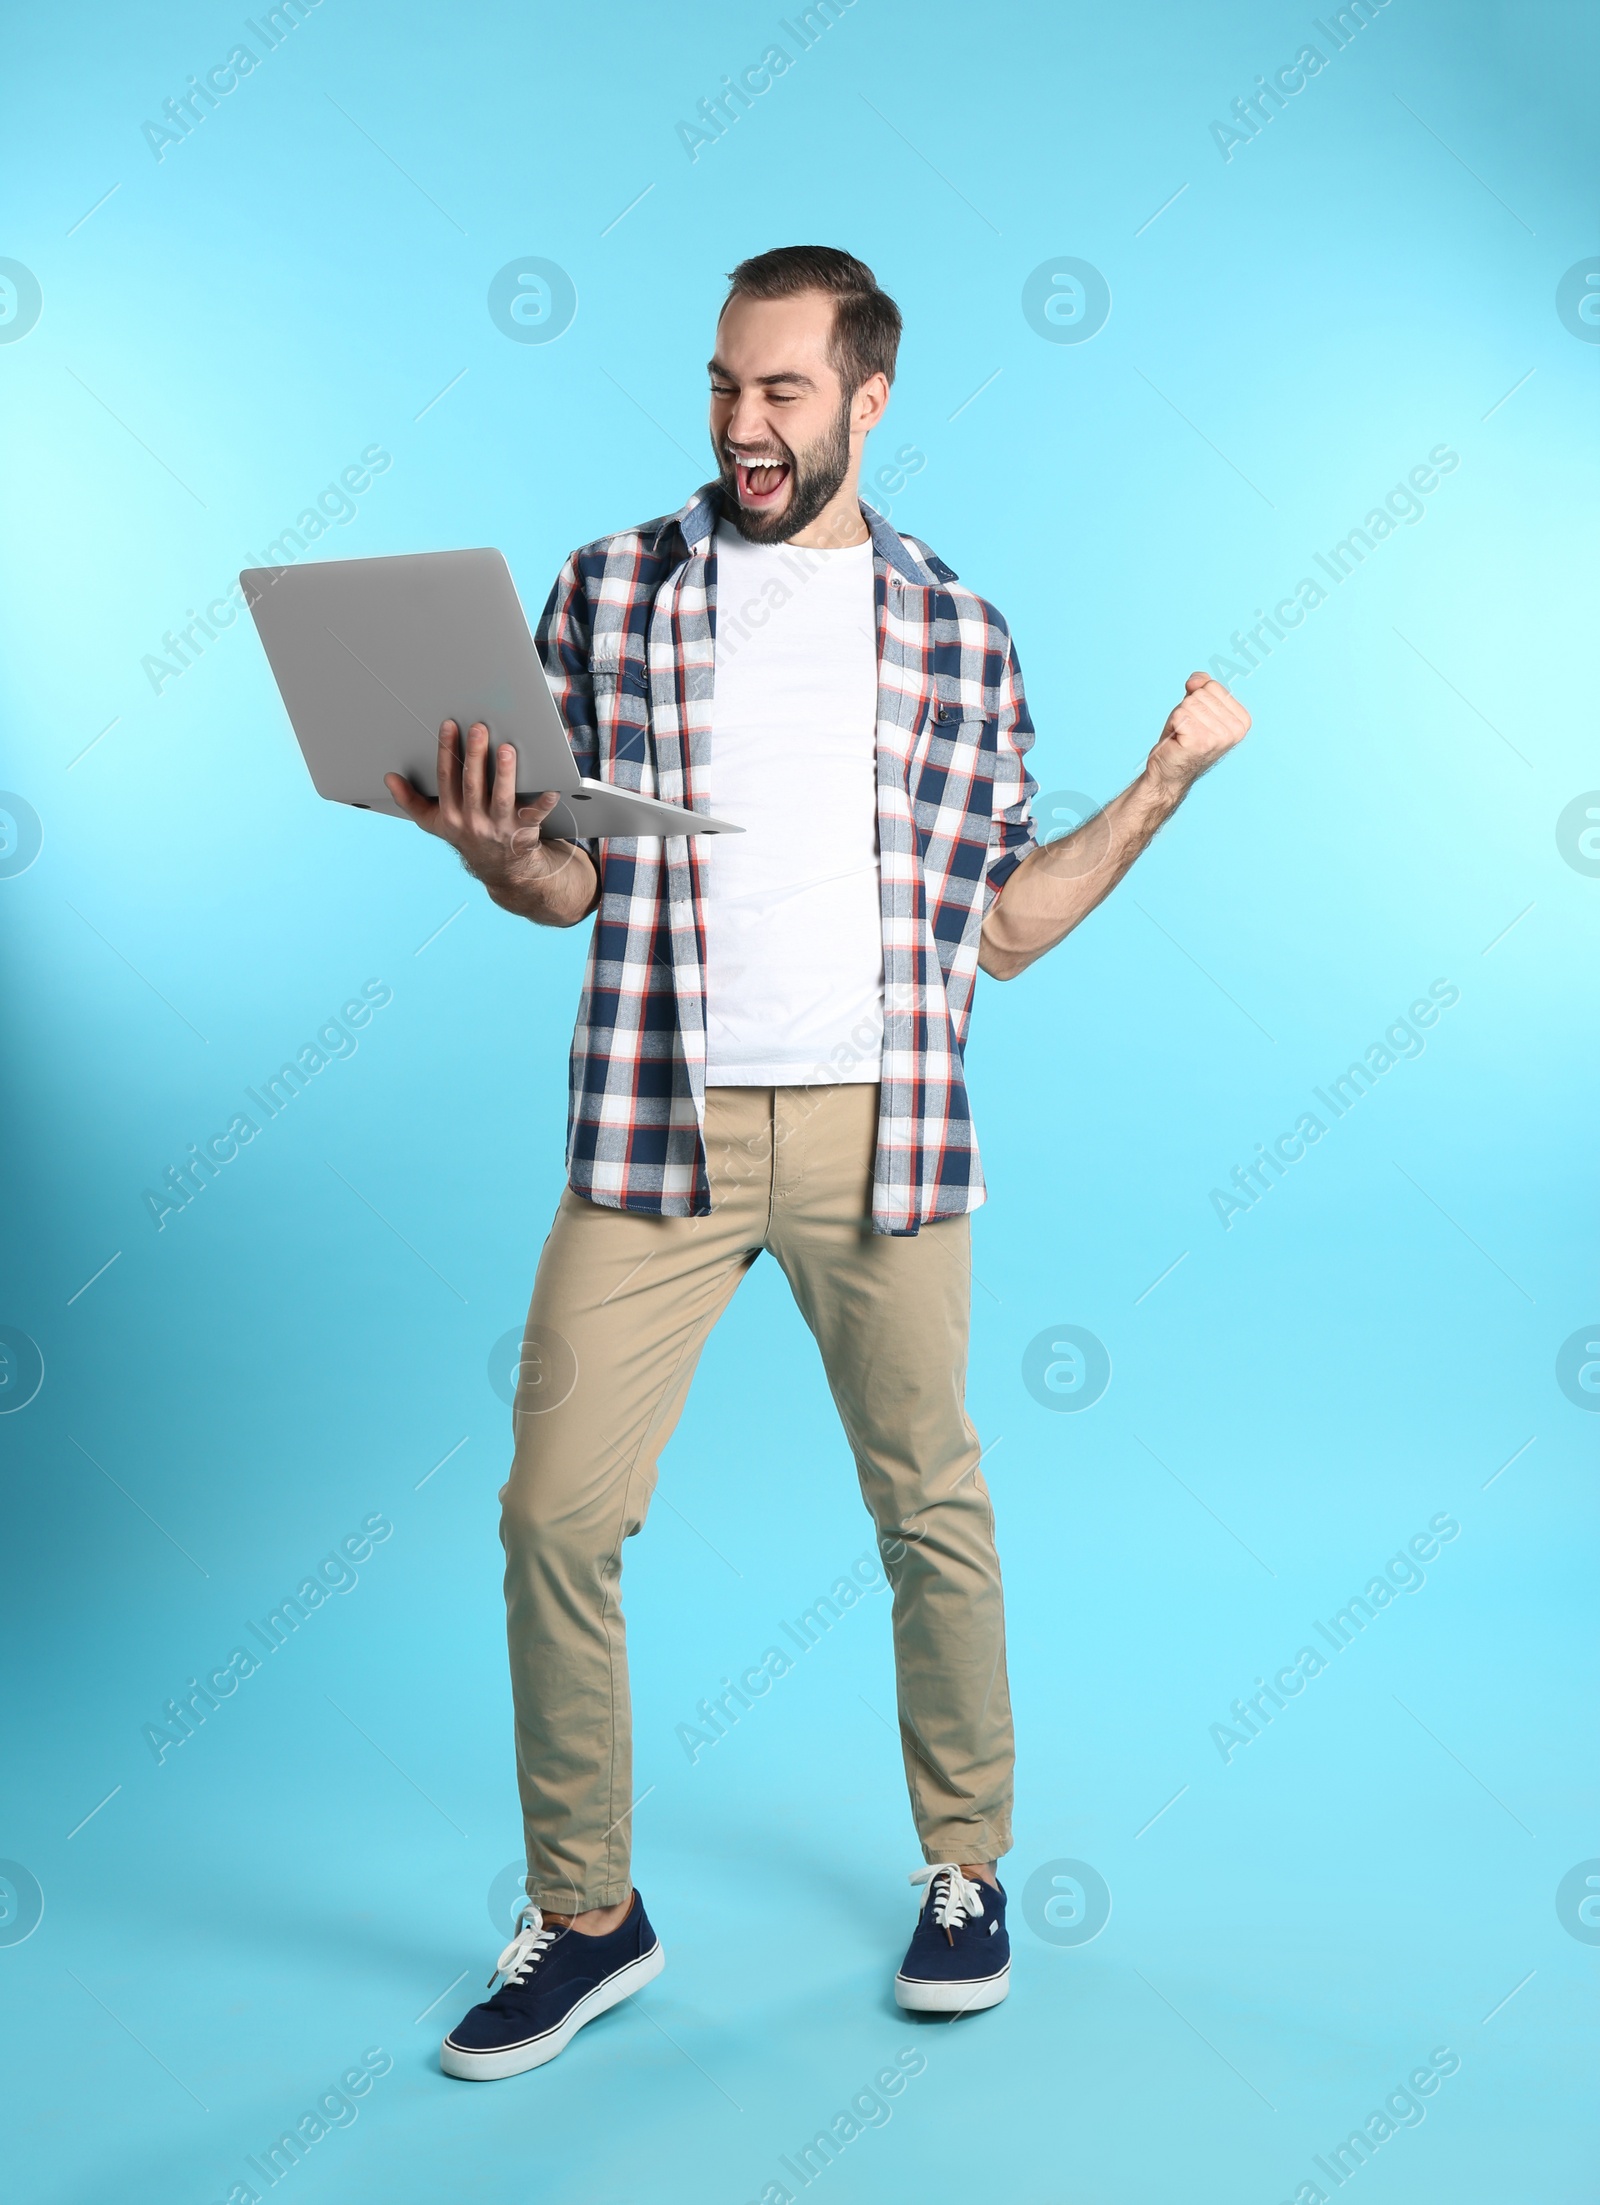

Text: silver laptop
xmin=240 ymin=548 xmax=741 ymax=841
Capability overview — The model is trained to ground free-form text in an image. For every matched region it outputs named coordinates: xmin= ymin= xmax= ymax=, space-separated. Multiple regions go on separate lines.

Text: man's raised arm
xmin=979 ymin=672 xmax=1250 ymax=982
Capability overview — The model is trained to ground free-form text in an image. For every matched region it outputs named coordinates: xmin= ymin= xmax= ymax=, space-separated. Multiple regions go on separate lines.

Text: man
xmin=386 ymin=246 xmax=1249 ymax=2079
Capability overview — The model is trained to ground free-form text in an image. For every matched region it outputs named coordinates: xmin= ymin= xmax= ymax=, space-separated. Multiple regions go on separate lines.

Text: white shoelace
xmin=910 ymin=1863 xmax=987 ymax=1941
xmin=489 ymin=1904 xmax=557 ymax=1990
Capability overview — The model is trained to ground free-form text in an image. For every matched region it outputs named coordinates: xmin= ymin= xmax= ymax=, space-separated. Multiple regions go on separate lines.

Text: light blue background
xmin=3 ymin=1 xmax=1596 ymax=2200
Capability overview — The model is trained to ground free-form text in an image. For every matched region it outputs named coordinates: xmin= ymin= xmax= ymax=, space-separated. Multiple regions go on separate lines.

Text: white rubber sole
xmin=440 ymin=1940 xmax=665 ymax=2079
xmin=894 ymin=1960 xmax=1010 ymax=2014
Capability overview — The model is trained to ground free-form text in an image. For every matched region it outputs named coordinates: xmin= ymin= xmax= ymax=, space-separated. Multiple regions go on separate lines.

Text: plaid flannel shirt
xmin=534 ymin=483 xmax=1038 ymax=1235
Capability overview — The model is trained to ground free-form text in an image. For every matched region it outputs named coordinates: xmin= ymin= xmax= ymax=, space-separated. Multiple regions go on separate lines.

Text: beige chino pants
xmin=499 ymin=1082 xmax=1014 ymax=1910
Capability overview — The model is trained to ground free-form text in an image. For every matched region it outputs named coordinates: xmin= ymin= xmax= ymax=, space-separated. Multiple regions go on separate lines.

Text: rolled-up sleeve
xmin=984 ymin=635 xmax=1039 ymax=909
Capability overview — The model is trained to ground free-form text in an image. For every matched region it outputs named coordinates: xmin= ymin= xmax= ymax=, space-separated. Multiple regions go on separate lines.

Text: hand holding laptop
xmin=239 ymin=548 xmax=742 ymax=847
xmin=386 ymin=718 xmax=600 ymax=925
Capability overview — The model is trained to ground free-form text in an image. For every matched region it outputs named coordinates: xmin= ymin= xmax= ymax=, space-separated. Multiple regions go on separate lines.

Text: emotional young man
xmin=386 ymin=245 xmax=1249 ymax=2078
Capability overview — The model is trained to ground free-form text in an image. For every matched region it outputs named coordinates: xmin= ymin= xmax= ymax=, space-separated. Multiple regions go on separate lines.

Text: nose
xmin=722 ymin=392 xmax=776 ymax=453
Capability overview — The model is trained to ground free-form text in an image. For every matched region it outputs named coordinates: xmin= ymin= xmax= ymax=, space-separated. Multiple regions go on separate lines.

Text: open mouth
xmin=732 ymin=455 xmax=792 ymax=509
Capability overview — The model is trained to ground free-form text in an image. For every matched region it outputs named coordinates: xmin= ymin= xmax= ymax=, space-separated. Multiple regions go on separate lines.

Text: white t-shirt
xmin=703 ymin=520 xmax=883 ymax=1086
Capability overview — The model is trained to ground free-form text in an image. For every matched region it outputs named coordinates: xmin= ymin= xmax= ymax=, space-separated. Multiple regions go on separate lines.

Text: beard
xmin=715 ymin=394 xmax=854 ymax=544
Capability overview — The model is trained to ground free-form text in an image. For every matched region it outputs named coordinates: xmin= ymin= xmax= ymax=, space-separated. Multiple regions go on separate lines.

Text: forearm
xmin=979 ymin=669 xmax=1251 ymax=979
xmin=979 ymin=764 xmax=1181 ymax=981
xmin=479 ymin=840 xmax=600 ymax=928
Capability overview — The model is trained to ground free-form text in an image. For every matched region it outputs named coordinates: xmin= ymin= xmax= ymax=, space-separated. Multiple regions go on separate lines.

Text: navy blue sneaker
xmin=441 ymin=1891 xmax=664 ymax=2078
xmin=894 ymin=1864 xmax=1010 ymax=2013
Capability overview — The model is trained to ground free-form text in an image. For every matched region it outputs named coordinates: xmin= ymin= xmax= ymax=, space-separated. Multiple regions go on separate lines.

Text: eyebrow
xmin=706 ymin=357 xmax=817 ymax=389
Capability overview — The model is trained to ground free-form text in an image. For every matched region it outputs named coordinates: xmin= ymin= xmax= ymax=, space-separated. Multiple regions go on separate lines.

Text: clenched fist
xmin=1145 ymin=673 xmax=1251 ymax=797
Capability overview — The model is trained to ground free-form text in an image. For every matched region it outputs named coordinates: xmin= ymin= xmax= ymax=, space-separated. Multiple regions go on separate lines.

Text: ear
xmin=852 ymin=370 xmax=891 ymax=438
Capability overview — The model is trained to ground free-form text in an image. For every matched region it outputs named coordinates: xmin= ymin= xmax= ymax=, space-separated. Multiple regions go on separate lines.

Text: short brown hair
xmin=722 ymin=245 xmax=902 ymax=393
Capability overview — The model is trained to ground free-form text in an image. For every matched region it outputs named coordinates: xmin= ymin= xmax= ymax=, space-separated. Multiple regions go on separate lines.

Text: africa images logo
xmin=1022 ymin=1324 xmax=1111 ymax=1411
